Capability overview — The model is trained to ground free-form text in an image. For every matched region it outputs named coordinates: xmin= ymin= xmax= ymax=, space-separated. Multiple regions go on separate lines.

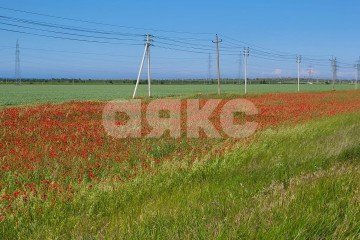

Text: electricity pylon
xmin=15 ymin=40 xmax=21 ymax=84
xmin=307 ymin=64 xmax=314 ymax=83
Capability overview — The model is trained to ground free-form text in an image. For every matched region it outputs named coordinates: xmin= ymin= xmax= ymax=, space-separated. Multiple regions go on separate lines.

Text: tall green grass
xmin=1 ymin=112 xmax=360 ymax=239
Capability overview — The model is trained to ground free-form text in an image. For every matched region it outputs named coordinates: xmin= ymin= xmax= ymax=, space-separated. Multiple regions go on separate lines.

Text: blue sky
xmin=0 ymin=0 xmax=359 ymax=79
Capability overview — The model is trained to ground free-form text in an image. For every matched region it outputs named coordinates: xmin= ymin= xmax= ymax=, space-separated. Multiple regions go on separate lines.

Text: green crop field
xmin=0 ymin=83 xmax=356 ymax=106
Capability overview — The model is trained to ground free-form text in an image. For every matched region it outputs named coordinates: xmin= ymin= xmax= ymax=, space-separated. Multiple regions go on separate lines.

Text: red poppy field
xmin=1 ymin=90 xmax=360 ymax=220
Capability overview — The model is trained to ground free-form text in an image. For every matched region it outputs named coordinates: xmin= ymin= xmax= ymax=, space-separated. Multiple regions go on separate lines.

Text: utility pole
xmin=330 ymin=56 xmax=337 ymax=91
xmin=243 ymin=47 xmax=250 ymax=94
xmin=15 ymin=40 xmax=21 ymax=85
xmin=146 ymin=34 xmax=151 ymax=97
xmin=355 ymin=57 xmax=360 ymax=90
xmin=296 ymin=55 xmax=302 ymax=92
xmin=207 ymin=53 xmax=212 ymax=84
xmin=212 ymin=34 xmax=222 ymax=95
xmin=133 ymin=34 xmax=152 ymax=98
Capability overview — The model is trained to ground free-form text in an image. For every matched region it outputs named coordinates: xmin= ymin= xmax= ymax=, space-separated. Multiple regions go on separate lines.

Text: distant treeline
xmin=0 ymin=78 xmax=355 ymax=85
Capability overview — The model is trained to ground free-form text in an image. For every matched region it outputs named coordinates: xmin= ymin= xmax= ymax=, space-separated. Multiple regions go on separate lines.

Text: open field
xmin=0 ymin=83 xmax=357 ymax=106
xmin=1 ymin=90 xmax=360 ymax=238
xmin=1 ymin=0 xmax=360 ymax=238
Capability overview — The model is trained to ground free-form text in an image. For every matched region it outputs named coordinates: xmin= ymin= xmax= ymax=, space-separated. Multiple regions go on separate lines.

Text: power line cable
xmin=0 ymin=27 xmax=144 ymax=45
xmin=0 ymin=15 xmax=145 ymax=37
xmin=0 ymin=6 xmax=214 ymax=35
xmin=0 ymin=21 xmax=143 ymax=42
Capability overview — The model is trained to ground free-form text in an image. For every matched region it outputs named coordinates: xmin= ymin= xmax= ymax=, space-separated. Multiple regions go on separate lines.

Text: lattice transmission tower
xmin=15 ymin=40 xmax=21 ymax=84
